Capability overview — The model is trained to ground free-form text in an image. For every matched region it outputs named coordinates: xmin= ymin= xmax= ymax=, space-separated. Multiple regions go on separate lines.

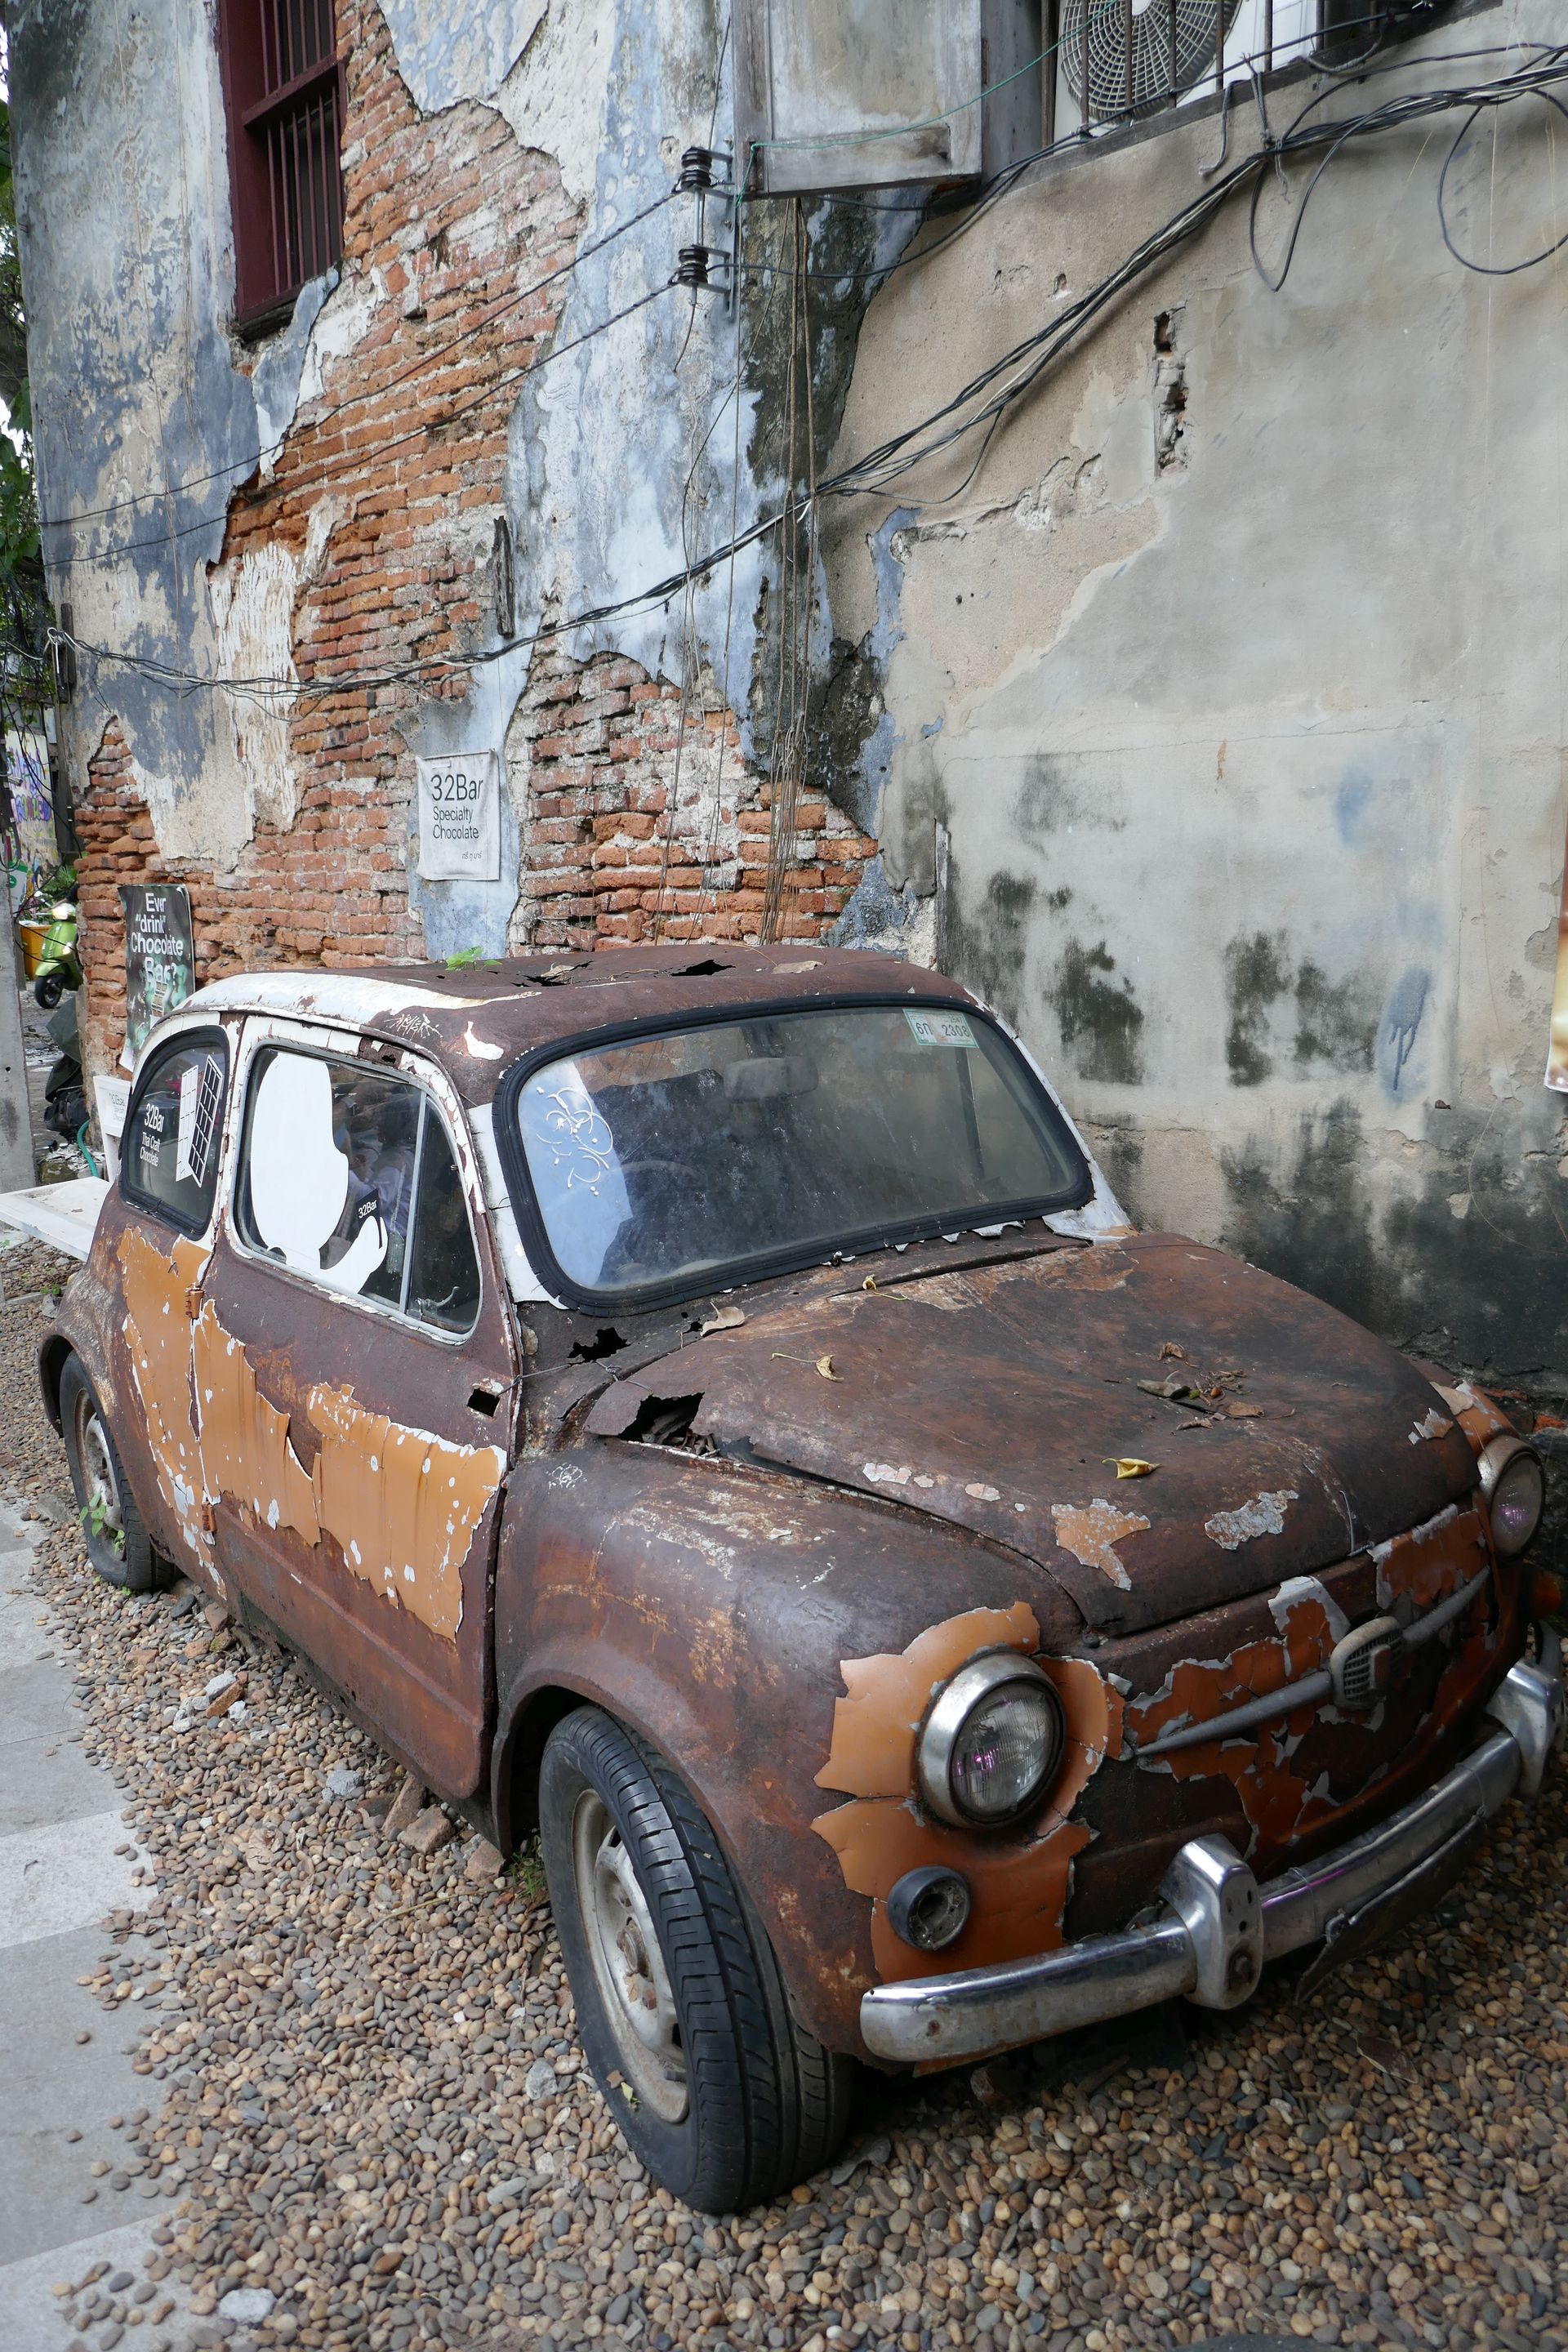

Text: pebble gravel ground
xmin=4 ymin=1233 xmax=1568 ymax=2352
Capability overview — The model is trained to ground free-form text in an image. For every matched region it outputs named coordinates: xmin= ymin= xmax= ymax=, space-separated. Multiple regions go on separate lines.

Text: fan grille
xmin=1061 ymin=0 xmax=1244 ymax=122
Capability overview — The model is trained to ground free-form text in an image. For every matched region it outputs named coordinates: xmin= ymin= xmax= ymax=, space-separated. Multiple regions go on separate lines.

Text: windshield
xmin=508 ymin=1000 xmax=1089 ymax=1300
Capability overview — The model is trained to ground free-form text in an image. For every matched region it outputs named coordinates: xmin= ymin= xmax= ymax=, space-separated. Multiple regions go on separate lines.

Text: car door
xmin=195 ymin=1019 xmax=519 ymax=1799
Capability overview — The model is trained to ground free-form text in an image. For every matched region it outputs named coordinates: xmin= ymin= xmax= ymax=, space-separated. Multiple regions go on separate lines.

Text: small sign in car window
xmin=905 ymin=1007 xmax=975 ymax=1049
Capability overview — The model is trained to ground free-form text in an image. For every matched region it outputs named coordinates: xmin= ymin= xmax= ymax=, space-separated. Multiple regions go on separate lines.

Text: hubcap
xmin=571 ymin=1790 xmax=688 ymax=2124
xmin=77 ymin=1401 xmax=124 ymax=1553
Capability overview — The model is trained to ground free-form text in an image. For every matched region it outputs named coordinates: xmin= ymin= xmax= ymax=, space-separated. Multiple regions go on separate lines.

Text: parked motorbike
xmin=41 ymin=992 xmax=87 ymax=1143
xmin=29 ymin=894 xmax=80 ymax=1009
xmin=16 ymin=862 xmax=80 ymax=1009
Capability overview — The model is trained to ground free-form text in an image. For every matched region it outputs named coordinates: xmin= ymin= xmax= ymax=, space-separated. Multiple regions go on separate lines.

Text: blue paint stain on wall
xmin=828 ymin=854 xmax=920 ymax=950
xmin=1379 ymin=965 xmax=1430 ymax=1095
xmin=1334 ymin=768 xmax=1374 ymax=848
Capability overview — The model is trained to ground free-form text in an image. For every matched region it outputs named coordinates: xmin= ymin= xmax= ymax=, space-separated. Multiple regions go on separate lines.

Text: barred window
xmin=216 ymin=0 xmax=345 ymax=330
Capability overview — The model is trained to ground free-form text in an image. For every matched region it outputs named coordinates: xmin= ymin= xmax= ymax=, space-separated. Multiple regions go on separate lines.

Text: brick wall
xmin=71 ymin=7 xmax=873 ymax=1071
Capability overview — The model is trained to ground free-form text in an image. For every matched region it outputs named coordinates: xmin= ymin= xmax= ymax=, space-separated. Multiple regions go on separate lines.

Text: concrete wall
xmin=10 ymin=0 xmax=1568 ymax=1400
xmin=821 ymin=0 xmax=1568 ymax=1400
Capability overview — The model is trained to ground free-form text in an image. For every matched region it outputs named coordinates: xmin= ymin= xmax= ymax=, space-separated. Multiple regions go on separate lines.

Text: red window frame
xmin=216 ymin=0 xmax=345 ymax=330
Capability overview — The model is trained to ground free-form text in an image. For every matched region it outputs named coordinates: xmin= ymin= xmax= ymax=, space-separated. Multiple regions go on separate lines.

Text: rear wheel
xmin=60 ymin=1356 xmax=163 ymax=1592
xmin=538 ymin=1706 xmax=855 ymax=2212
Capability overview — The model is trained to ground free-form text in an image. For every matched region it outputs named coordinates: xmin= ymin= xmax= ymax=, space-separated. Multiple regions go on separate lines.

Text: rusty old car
xmin=40 ymin=946 xmax=1561 ymax=2211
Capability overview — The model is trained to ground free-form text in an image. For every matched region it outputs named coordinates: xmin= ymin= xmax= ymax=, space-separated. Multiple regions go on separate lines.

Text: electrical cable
xmin=43 ymin=283 xmax=679 ymax=573
xmin=37 ymin=38 xmax=1568 ymax=708
xmin=38 ymin=1 xmax=1446 ymax=564
xmin=38 ymin=186 xmax=683 ymax=547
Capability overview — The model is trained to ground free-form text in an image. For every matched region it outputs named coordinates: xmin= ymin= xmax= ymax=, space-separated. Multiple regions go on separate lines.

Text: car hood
xmin=584 ymin=1232 xmax=1481 ymax=1635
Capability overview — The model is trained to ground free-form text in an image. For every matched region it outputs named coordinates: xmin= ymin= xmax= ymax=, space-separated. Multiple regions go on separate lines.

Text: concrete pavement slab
xmin=0 ymin=1659 xmax=87 ymax=1753
xmin=0 ymin=1810 xmax=148 ymax=1949
xmin=0 ymin=1734 xmax=114 ymax=1837
xmin=0 ymin=2216 xmax=192 ymax=2350
xmin=0 ymin=1922 xmax=162 ymax=2266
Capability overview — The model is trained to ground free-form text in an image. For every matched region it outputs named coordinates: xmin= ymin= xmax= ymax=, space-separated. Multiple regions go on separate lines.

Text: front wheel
xmin=538 ymin=1706 xmax=854 ymax=2212
xmin=60 ymin=1355 xmax=163 ymax=1592
xmin=33 ymin=970 xmax=63 ymax=1009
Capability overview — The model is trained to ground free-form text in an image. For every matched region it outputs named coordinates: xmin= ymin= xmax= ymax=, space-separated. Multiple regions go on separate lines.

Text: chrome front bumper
xmin=859 ymin=1660 xmax=1563 ymax=2066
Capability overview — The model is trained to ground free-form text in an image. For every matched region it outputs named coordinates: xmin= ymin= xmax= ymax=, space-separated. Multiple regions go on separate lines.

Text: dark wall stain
xmin=1088 ymin=1116 xmax=1144 ymax=1214
xmin=1015 ymin=754 xmax=1116 ymax=845
xmin=942 ymin=856 xmax=1036 ymax=1030
xmin=1225 ymin=933 xmax=1380 ymax=1086
xmin=1052 ymin=939 xmax=1145 ymax=1086
xmin=809 ymin=631 xmax=885 ymax=837
xmin=1221 ymin=1095 xmax=1568 ymax=1406
xmin=743 ymin=200 xmax=924 ymax=831
xmin=1221 ymin=1099 xmax=1394 ymax=1334
xmin=1294 ymin=960 xmax=1377 ymax=1075
xmin=1384 ymin=1102 xmax=1568 ymax=1384
xmin=1224 ymin=931 xmax=1290 ymax=1086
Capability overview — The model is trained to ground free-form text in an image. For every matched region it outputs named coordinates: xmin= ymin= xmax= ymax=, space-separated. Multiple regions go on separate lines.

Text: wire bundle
xmin=29 ymin=26 xmax=1568 ymax=715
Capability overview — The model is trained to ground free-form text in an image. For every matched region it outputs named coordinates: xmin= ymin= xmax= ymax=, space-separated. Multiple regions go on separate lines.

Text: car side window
xmin=121 ymin=1032 xmax=229 ymax=1234
xmin=234 ymin=1045 xmax=482 ymax=1333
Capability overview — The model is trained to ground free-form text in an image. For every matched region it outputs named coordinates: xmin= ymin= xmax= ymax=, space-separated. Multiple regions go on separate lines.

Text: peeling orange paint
xmin=116 ymin=1225 xmax=210 ymax=1554
xmin=1374 ymin=1505 xmax=1481 ymax=1613
xmin=813 ymin=1603 xmax=1040 ymax=1800
xmin=122 ymin=1236 xmax=505 ymax=1646
xmin=812 ymin=1606 xmax=1124 ymax=1986
xmin=306 ymin=1384 xmax=505 ymax=1643
xmin=1128 ymin=1511 xmax=1495 ymax=1857
xmin=1432 ymin=1380 xmax=1512 ymax=1452
xmin=1050 ymin=1498 xmax=1151 ymax=1591
xmin=191 ymin=1302 xmax=318 ymax=1544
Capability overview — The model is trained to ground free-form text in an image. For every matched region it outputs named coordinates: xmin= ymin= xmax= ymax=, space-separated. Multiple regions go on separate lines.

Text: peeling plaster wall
xmin=822 ymin=2 xmax=1568 ymax=1394
xmin=11 ymin=0 xmax=326 ymax=870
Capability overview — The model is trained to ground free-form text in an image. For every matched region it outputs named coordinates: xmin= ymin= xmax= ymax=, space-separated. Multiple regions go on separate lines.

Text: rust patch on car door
xmin=812 ymin=1603 xmax=1124 ymax=1983
xmin=131 ymin=1229 xmax=505 ymax=1645
xmin=305 ymin=1383 xmax=506 ymax=1642
xmin=116 ymin=1223 xmax=211 ymax=1559
xmin=191 ymin=1302 xmax=319 ymax=1545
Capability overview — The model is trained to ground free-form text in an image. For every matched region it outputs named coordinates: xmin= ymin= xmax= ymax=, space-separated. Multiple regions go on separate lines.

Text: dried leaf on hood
xmin=1158 ymin=1341 xmax=1187 ymax=1361
xmin=816 ymin=1356 xmax=842 ymax=1381
xmin=1104 ymin=1457 xmax=1158 ymax=1479
xmin=1138 ymin=1376 xmax=1207 ymax=1406
xmin=1221 ymin=1401 xmax=1264 ymax=1419
xmin=700 ymin=1305 xmax=746 ymax=1335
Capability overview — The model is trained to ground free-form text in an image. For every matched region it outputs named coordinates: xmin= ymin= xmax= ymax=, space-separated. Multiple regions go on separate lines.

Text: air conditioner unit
xmin=1050 ymin=0 xmax=1243 ymax=128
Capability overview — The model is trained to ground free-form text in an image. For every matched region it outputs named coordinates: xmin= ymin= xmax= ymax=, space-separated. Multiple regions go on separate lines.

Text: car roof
xmin=179 ymin=944 xmax=982 ymax=1106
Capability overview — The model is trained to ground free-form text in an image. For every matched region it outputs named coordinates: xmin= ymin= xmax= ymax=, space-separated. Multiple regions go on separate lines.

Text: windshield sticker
xmin=904 ymin=1007 xmax=975 ymax=1049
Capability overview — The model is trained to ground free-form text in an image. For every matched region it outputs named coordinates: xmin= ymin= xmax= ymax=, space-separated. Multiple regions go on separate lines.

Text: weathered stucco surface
xmin=822 ymin=1 xmax=1568 ymax=1394
xmin=11 ymin=0 xmax=327 ymax=867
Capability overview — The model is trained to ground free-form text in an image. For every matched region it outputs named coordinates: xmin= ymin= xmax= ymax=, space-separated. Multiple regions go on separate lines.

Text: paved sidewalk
xmin=0 ymin=1499 xmax=191 ymax=2348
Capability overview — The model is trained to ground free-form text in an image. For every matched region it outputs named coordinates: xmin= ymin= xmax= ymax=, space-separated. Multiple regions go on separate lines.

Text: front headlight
xmin=917 ymin=1652 xmax=1065 ymax=1829
xmin=1479 ymin=1434 xmax=1545 ymax=1557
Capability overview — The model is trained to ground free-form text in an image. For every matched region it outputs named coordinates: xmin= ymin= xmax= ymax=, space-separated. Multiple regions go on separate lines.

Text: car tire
xmin=60 ymin=1355 xmax=164 ymax=1593
xmin=538 ymin=1705 xmax=855 ymax=2212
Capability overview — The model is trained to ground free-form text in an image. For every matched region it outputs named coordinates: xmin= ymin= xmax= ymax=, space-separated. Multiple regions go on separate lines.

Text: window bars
xmin=218 ymin=0 xmax=345 ymax=329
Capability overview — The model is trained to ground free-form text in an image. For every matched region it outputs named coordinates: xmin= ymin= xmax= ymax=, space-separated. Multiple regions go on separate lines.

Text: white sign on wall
xmin=416 ymin=751 xmax=501 ymax=882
